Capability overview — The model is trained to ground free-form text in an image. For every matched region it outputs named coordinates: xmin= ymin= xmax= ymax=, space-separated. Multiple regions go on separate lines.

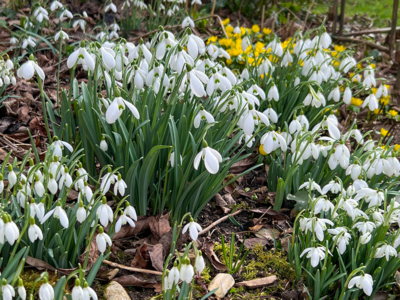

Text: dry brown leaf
xmin=202 ymin=239 xmax=228 ymax=271
xmin=223 ymin=194 xmax=236 ymax=205
xmin=149 ymin=244 xmax=164 ymax=272
xmin=229 ymin=154 xmax=257 ymax=173
xmin=130 ymin=244 xmax=151 ymax=269
xmin=112 ymin=216 xmax=155 ymax=240
xmin=249 ymin=224 xmax=264 ymax=232
xmin=26 ymin=256 xmax=78 ymax=275
xmin=149 ymin=213 xmax=171 ymax=241
xmin=235 ymin=275 xmax=277 ymax=288
xmin=244 ymin=238 xmax=270 ymax=248
xmin=249 ymin=207 xmax=290 ymax=221
xmin=113 ymin=274 xmax=158 ymax=288
xmin=255 ymin=228 xmax=280 ymax=241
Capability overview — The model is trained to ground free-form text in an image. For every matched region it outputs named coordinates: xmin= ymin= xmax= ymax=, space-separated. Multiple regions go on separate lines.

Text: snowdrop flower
xmin=281 ymin=51 xmax=293 ymax=67
xmin=7 ymin=164 xmax=17 ymax=189
xmin=2 ymin=280 xmax=15 ymax=300
xmin=47 ymin=173 xmax=58 ymax=194
xmin=260 ymin=131 xmax=287 ymax=154
xmin=51 ymin=137 xmax=73 ymax=157
xmin=328 ymin=86 xmax=340 ymax=102
xmin=372 ymin=210 xmax=384 ymax=226
xmin=320 ymin=31 xmax=331 ymax=48
xmin=263 ymin=106 xmax=278 ymax=123
xmin=362 ymin=93 xmax=379 ymax=111
xmin=195 ymin=251 xmax=205 ymax=273
xmin=247 ymin=84 xmax=266 ymax=100
xmin=115 ymin=211 xmax=135 ymax=233
xmin=338 ymin=198 xmax=359 ymax=219
xmin=18 ymin=279 xmax=26 ymax=300
xmin=360 ymin=232 xmax=371 ymax=244
xmin=207 ymin=71 xmax=232 ymax=95
xmin=346 ymin=164 xmax=363 ymax=181
xmin=33 ymin=6 xmax=49 ymax=22
xmin=100 ymin=168 xmax=117 ymax=194
xmin=267 ymin=83 xmax=279 ymax=101
xmin=100 ymin=136 xmax=108 ymax=151
xmin=182 ymin=17 xmax=194 ymax=28
xmin=183 ymin=218 xmax=202 ymax=241
xmin=41 ymin=201 xmax=69 ymax=228
xmin=67 ymin=42 xmax=95 ymax=71
xmin=363 ymin=71 xmax=376 ymax=88
xmin=180 ymin=258 xmax=194 ymax=283
xmin=184 ymin=66 xmax=209 ymax=97
xmin=60 ymin=8 xmax=73 ymax=19
xmin=50 ymin=0 xmax=63 ymax=11
xmin=376 ymin=84 xmax=388 ymax=98
xmin=328 ymin=227 xmax=351 ymax=254
xmin=301 ymin=217 xmax=334 ymax=241
xmin=300 ymin=246 xmax=330 ymax=267
xmin=194 ymin=140 xmax=222 ymax=174
xmin=0 ymin=214 xmax=20 ymax=245
xmin=314 ymin=197 xmax=335 ymax=214
xmin=73 ymin=18 xmax=86 ymax=31
xmin=266 ymin=39 xmax=283 ymax=56
xmin=96 ymin=226 xmax=112 ymax=253
xmin=239 ymin=104 xmax=270 ymax=135
xmin=340 ymin=56 xmax=356 ymax=73
xmin=194 ymin=106 xmax=214 ymax=128
xmin=114 ymin=174 xmax=127 ymax=196
xmin=321 ymin=180 xmax=341 ymax=195
xmin=299 ymin=180 xmax=322 ymax=194
xmin=166 ymin=263 xmax=180 ymax=290
xmin=313 ymin=114 xmax=340 ymax=140
xmin=55 ymin=30 xmax=69 ymax=41
xmin=374 ymin=244 xmax=396 ymax=261
xmin=105 ymin=1 xmax=117 ymax=12
xmin=10 ymin=37 xmax=18 ymax=44
xmin=34 ymin=174 xmax=45 ymax=197
xmin=186 ymin=31 xmax=205 ymax=59
xmin=122 ymin=203 xmax=137 ymax=221
xmin=59 ymin=166 xmax=73 ymax=190
xmin=348 ymin=273 xmax=373 ymax=296
xmin=353 ymin=221 xmax=376 ymax=234
xmin=355 ymin=188 xmax=384 ymax=208
xmin=22 ymin=36 xmax=36 ymax=49
xmin=17 ymin=55 xmax=45 ymax=80
xmin=0 ymin=174 xmax=3 ymax=193
xmin=105 ymin=90 xmax=140 ymax=124
xmin=28 ymin=217 xmax=43 ymax=242
xmin=83 ymin=282 xmax=98 ymax=300
xmin=192 ymin=0 xmax=202 ymax=4
xmin=77 ymin=201 xmax=87 ymax=223
xmin=97 ymin=197 xmax=113 ymax=227
xmin=303 ymin=91 xmax=326 ymax=108
xmin=72 ymin=279 xmax=84 ymax=300
xmin=39 ymin=279 xmax=55 ymax=300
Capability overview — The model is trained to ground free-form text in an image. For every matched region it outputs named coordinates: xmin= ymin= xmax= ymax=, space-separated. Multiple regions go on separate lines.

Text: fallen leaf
xmin=281 ymin=236 xmax=291 ymax=252
xmin=26 ymin=256 xmax=78 ymax=275
xmin=214 ymin=193 xmax=230 ymax=213
xmin=131 ymin=244 xmax=151 ymax=269
xmin=158 ymin=227 xmax=190 ymax=257
xmin=223 ymin=194 xmax=236 ymax=205
xmin=30 ymin=117 xmax=48 ymax=137
xmin=235 ymin=275 xmax=277 ymax=288
xmin=98 ymin=268 xmax=119 ymax=280
xmin=244 ymin=238 xmax=270 ymax=248
xmin=255 ymin=228 xmax=280 ymax=241
xmin=149 ymin=213 xmax=171 ymax=241
xmin=112 ymin=216 xmax=155 ymax=240
xmin=229 ymin=154 xmax=257 ymax=173
xmin=202 ymin=239 xmax=228 ymax=271
xmin=17 ymin=106 xmax=30 ymax=124
xmin=249 ymin=207 xmax=290 ymax=221
xmin=113 ymin=274 xmax=158 ymax=288
xmin=79 ymin=236 xmax=100 ymax=269
xmin=149 ymin=244 xmax=164 ymax=272
xmin=249 ymin=224 xmax=264 ymax=232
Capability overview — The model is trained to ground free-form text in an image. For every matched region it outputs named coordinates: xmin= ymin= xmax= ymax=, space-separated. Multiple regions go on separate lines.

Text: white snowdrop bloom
xmin=126 ymin=63 xmax=148 ymax=89
xmin=206 ymin=44 xmax=230 ymax=60
xmin=289 ymin=117 xmax=303 ymax=134
xmin=169 ymin=152 xmax=183 ymax=167
xmin=83 ymin=282 xmax=98 ymax=300
xmin=313 ymin=197 xmax=335 ymax=214
xmin=372 ymin=210 xmax=384 ymax=226
xmin=47 ymin=173 xmax=58 ymax=194
xmin=41 ymin=202 xmax=69 ymax=228
xmin=72 ymin=279 xmax=84 ymax=300
xmin=50 ymin=0 xmax=63 ymax=11
xmin=337 ymin=198 xmax=358 ymax=219
xmin=281 ymin=51 xmax=293 ymax=67
xmin=105 ymin=93 xmax=140 ymax=124
xmin=348 ymin=273 xmax=373 ymax=296
xmin=195 ymin=251 xmax=205 ymax=273
xmin=360 ymin=232 xmax=372 ymax=244
xmin=59 ymin=167 xmax=73 ymax=190
xmin=239 ymin=133 xmax=255 ymax=148
xmin=73 ymin=19 xmax=86 ymax=31
xmin=241 ymin=36 xmax=251 ymax=52
xmin=353 ymin=179 xmax=368 ymax=191
xmin=60 ymin=8 xmax=73 ymax=19
xmin=182 ymin=17 xmax=194 ymax=28
xmin=33 ymin=6 xmax=49 ymax=22
xmin=239 ymin=104 xmax=270 ymax=135
xmin=30 ymin=200 xmax=45 ymax=221
xmin=376 ymin=84 xmax=388 ymax=98
xmin=166 ymin=264 xmax=180 ymax=289
xmin=7 ymin=164 xmax=17 ymax=189
xmin=374 ymin=244 xmax=397 ymax=261
xmin=115 ymin=212 xmax=135 ymax=233
xmin=194 ymin=106 xmax=215 ymax=128
xmin=354 ymin=188 xmax=384 ymax=208
xmin=39 ymin=280 xmax=54 ymax=300
xmin=114 ymin=174 xmax=127 ymax=196
xmin=385 ymin=156 xmax=400 ymax=176
xmin=180 ymin=258 xmax=195 ymax=283
xmin=346 ymin=185 xmax=356 ymax=197
xmin=267 ymin=84 xmax=279 ymax=101
xmin=51 ymin=138 xmax=73 ymax=157
xmin=233 ymin=26 xmax=241 ymax=34
xmin=97 ymin=197 xmax=114 ymax=227
xmin=348 ymin=127 xmax=364 ymax=144
xmin=0 ymin=215 xmax=20 ymax=245
xmin=100 ymin=170 xmax=117 ymax=194
xmin=299 ymin=180 xmax=322 ymax=194
xmin=260 ymin=131 xmax=287 ymax=154
xmin=123 ymin=204 xmax=137 ymax=222
xmin=96 ymin=226 xmax=112 ymax=253
xmin=362 ymin=93 xmax=379 ymax=111
xmin=133 ymin=0 xmax=147 ymax=9
xmin=313 ymin=115 xmax=340 ymax=140
xmin=303 ymin=91 xmax=326 ymax=108
xmin=186 ymin=33 xmax=205 ymax=59
xmin=183 ymin=68 xmax=209 ymax=97
xmin=301 ymin=217 xmax=334 ymax=241
xmin=294 ymin=76 xmax=301 ymax=87
xmin=18 ymin=279 xmax=26 ymax=300
xmin=321 ymin=180 xmax=341 ymax=195
xmin=207 ymin=72 xmax=232 ymax=95
xmin=79 ymin=181 xmax=93 ymax=204
xmin=96 ymin=31 xmax=108 ymax=41
xmin=28 ymin=218 xmax=43 ymax=242
xmin=77 ymin=201 xmax=87 ymax=223
xmin=340 ymin=56 xmax=356 ymax=73
xmin=105 ymin=2 xmax=117 ymax=12
xmin=34 ymin=174 xmax=45 ymax=197
xmin=266 ymin=39 xmax=283 ymax=57
xmin=363 ymin=71 xmax=376 ymax=88
xmin=183 ymin=218 xmax=202 ymax=241
xmin=309 ymin=69 xmax=327 ymax=85
xmin=346 ymin=164 xmax=363 ymax=180
xmin=258 ymin=58 xmax=274 ymax=76
xmin=343 ymin=86 xmax=352 ymax=104
xmin=100 ymin=136 xmax=108 ymax=151
xmin=17 ymin=56 xmax=45 ymax=80
xmin=156 ymin=31 xmax=177 ymax=60
xmin=67 ymin=43 xmax=95 ymax=71
xmin=328 ymin=227 xmax=351 ymax=254
xmin=239 ymin=90 xmax=260 ymax=107
xmin=263 ymin=107 xmax=278 ymax=123
xmin=54 ymin=30 xmax=69 ymax=41
xmin=320 ymin=31 xmax=331 ymax=48
xmin=2 ymin=280 xmax=15 ymax=300
xmin=300 ymin=246 xmax=330 ymax=268
xmin=353 ymin=221 xmax=376 ymax=234
xmin=0 ymin=174 xmax=3 ymax=193
xmin=247 ymin=84 xmax=265 ymax=100
xmin=10 ymin=37 xmax=18 ymax=44
xmin=98 ymin=46 xmax=116 ymax=70
xmin=328 ymin=86 xmax=340 ymax=102
xmin=194 ymin=142 xmax=222 ymax=174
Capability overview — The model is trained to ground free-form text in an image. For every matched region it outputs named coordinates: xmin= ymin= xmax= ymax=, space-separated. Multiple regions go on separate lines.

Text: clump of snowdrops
xmin=0 ymin=141 xmax=139 ymax=300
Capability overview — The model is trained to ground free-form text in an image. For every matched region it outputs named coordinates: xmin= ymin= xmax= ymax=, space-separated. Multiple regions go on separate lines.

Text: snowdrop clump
xmin=0 ymin=56 xmax=16 ymax=87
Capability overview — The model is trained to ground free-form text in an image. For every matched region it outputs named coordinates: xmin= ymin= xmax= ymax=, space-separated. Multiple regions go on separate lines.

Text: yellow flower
xmin=331 ymin=51 xmax=338 ymax=57
xmin=372 ymin=87 xmax=378 ymax=95
xmin=252 ymin=24 xmax=260 ymax=33
xmin=389 ymin=110 xmax=398 ymax=117
xmin=226 ymin=59 xmax=232 ymax=65
xmin=380 ymin=97 xmax=389 ymax=105
xmin=206 ymin=36 xmax=218 ymax=45
xmin=370 ymin=63 xmax=376 ymax=69
xmin=357 ymin=63 xmax=362 ymax=69
xmin=381 ymin=128 xmax=389 ymax=136
xmin=334 ymin=45 xmax=346 ymax=52
xmin=240 ymin=27 xmax=246 ymax=35
xmin=259 ymin=145 xmax=268 ymax=156
xmin=351 ymin=97 xmax=363 ymax=106
xmin=374 ymin=109 xmax=380 ymax=114
xmin=395 ymin=144 xmax=400 ymax=151
xmin=222 ymin=18 xmax=230 ymax=26
xmin=263 ymin=27 xmax=272 ymax=35
xmin=225 ymin=25 xmax=233 ymax=33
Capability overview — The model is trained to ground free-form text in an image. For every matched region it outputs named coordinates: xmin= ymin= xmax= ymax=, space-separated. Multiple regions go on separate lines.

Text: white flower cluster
xmin=0 ymin=56 xmax=16 ymax=87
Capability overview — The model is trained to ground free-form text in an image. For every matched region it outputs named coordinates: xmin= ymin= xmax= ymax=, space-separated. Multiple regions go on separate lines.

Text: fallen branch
xmin=342 ymin=27 xmax=400 ymax=37
xmin=332 ymin=36 xmax=389 ymax=52
xmin=199 ymin=209 xmax=243 ymax=236
xmin=102 ymin=260 xmax=163 ymax=276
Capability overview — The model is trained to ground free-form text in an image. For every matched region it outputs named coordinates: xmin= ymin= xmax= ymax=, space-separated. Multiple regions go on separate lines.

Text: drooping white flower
xmin=83 ymin=282 xmax=98 ymax=300
xmin=328 ymin=227 xmax=351 ymax=254
xmin=17 ymin=279 xmax=26 ymax=300
xmin=180 ymin=258 xmax=194 ymax=283
xmin=105 ymin=1 xmax=117 ymax=12
xmin=17 ymin=55 xmax=45 ymax=80
xmin=194 ymin=141 xmax=222 ymax=174
xmin=260 ymin=131 xmax=287 ymax=154
xmin=267 ymin=84 xmax=279 ymax=101
xmin=77 ymin=201 xmax=87 ymax=223
xmin=300 ymin=217 xmax=334 ymax=241
xmin=39 ymin=280 xmax=55 ymax=300
xmin=96 ymin=226 xmax=112 ymax=253
xmin=182 ymin=17 xmax=195 ymax=28
xmin=55 ymin=30 xmax=69 ymax=42
xmin=60 ymin=8 xmax=73 ymax=19
xmin=50 ymin=0 xmax=63 ymax=11
xmin=182 ymin=218 xmax=202 ymax=241
xmin=360 ymin=232 xmax=371 ymax=244
xmin=194 ymin=106 xmax=215 ymax=128
xmin=354 ymin=188 xmax=384 ymax=208
xmin=313 ymin=197 xmax=335 ymax=214
xmin=59 ymin=166 xmax=73 ymax=190
xmin=67 ymin=43 xmax=95 ymax=71
xmin=105 ymin=92 xmax=140 ymax=124
xmin=166 ymin=264 xmax=180 ymax=290
xmin=299 ymin=180 xmax=322 ymax=194
xmin=195 ymin=251 xmax=205 ymax=273
xmin=7 ymin=164 xmax=17 ymax=189
xmin=353 ymin=221 xmax=376 ymax=234
xmin=2 ymin=280 xmax=15 ymax=300
xmin=33 ymin=6 xmax=49 ymax=22
xmin=362 ymin=94 xmax=379 ymax=111
xmin=320 ymin=31 xmax=332 ymax=48
xmin=300 ymin=246 xmax=330 ymax=268
xmin=374 ymin=244 xmax=397 ymax=261
xmin=72 ymin=279 xmax=85 ymax=300
xmin=114 ymin=174 xmax=127 ymax=196
xmin=348 ymin=273 xmax=373 ymax=296
xmin=115 ymin=212 xmax=135 ymax=233
xmin=51 ymin=137 xmax=73 ymax=157
xmin=0 ymin=214 xmax=20 ymax=245
xmin=321 ymin=180 xmax=341 ymax=195
xmin=41 ymin=202 xmax=69 ymax=228
xmin=28 ymin=218 xmax=44 ymax=243
xmin=239 ymin=104 xmax=270 ymax=135
xmin=97 ymin=197 xmax=114 ymax=227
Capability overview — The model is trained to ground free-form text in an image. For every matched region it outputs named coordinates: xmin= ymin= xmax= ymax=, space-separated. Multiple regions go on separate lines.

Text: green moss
xmin=201 ymin=266 xmax=212 ymax=283
xmin=20 ymin=270 xmax=59 ymax=297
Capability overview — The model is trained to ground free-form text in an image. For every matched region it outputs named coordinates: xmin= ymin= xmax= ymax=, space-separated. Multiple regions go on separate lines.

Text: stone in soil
xmin=104 ymin=281 xmax=131 ymax=300
xmin=208 ymin=273 xmax=235 ymax=298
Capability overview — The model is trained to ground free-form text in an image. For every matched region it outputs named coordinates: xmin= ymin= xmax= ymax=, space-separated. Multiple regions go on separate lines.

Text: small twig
xmin=332 ymin=36 xmax=390 ymax=52
xmin=198 ymin=209 xmax=243 ymax=236
xmin=211 ymin=0 xmax=217 ymax=16
xmin=254 ymin=207 xmax=271 ymax=225
xmin=102 ymin=260 xmax=163 ymax=276
xmin=261 ymin=5 xmax=265 ymax=31
xmin=238 ymin=0 xmax=245 ymax=20
xmin=302 ymin=0 xmax=315 ymax=34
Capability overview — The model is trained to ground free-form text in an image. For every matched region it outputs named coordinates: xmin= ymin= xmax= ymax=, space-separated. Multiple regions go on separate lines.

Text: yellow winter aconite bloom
xmin=395 ymin=144 xmax=400 ymax=151
xmin=263 ymin=27 xmax=272 ymax=34
xmin=222 ymin=18 xmax=230 ymax=26
xmin=374 ymin=109 xmax=380 ymax=115
xmin=259 ymin=145 xmax=267 ymax=156
xmin=206 ymin=36 xmax=218 ymax=45
xmin=225 ymin=25 xmax=233 ymax=33
xmin=334 ymin=45 xmax=346 ymax=52
xmin=389 ymin=110 xmax=398 ymax=117
xmin=357 ymin=63 xmax=362 ymax=69
xmin=381 ymin=128 xmax=389 ymax=136
xmin=252 ymin=24 xmax=260 ymax=33
xmin=380 ymin=96 xmax=390 ymax=105
xmin=370 ymin=63 xmax=376 ymax=69
xmin=351 ymin=97 xmax=363 ymax=106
